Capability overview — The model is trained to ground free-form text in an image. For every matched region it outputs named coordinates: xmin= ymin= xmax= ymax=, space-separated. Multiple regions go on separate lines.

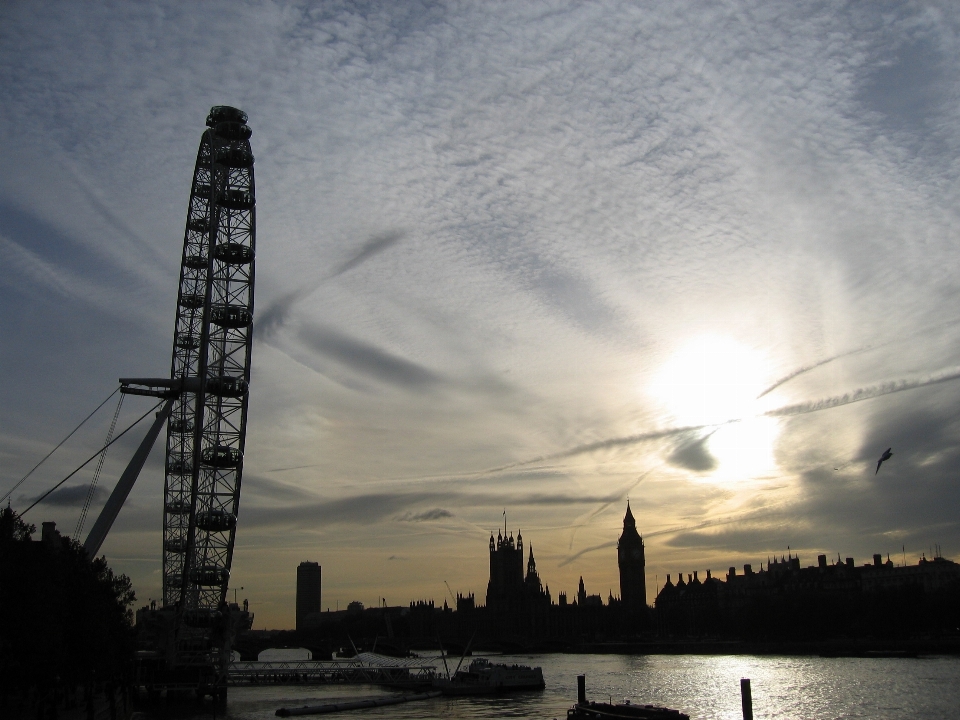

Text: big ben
xmin=618 ymin=501 xmax=647 ymax=613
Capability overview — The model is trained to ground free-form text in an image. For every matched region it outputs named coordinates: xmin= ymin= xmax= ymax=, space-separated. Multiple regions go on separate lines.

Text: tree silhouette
xmin=0 ymin=505 xmax=136 ymax=716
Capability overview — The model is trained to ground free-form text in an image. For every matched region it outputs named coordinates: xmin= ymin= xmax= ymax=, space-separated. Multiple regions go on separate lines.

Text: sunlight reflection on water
xmin=142 ymin=653 xmax=960 ymax=720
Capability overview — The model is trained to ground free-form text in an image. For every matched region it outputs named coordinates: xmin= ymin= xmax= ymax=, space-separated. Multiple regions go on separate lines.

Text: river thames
xmin=142 ymin=652 xmax=960 ymax=719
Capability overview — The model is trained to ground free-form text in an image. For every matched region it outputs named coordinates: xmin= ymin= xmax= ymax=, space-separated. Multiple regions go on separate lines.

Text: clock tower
xmin=618 ymin=501 xmax=647 ymax=613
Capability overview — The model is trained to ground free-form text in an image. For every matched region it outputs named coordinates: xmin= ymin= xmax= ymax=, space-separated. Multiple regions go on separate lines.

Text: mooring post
xmin=740 ymin=678 xmax=753 ymax=720
xmin=577 ymin=675 xmax=586 ymax=705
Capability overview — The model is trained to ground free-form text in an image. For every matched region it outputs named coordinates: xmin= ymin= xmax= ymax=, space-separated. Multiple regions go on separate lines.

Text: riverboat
xmin=567 ymin=674 xmax=689 ymax=720
xmin=432 ymin=657 xmax=545 ymax=695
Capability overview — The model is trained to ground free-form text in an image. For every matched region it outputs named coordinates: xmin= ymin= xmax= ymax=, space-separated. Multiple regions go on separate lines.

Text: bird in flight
xmin=875 ymin=448 xmax=893 ymax=474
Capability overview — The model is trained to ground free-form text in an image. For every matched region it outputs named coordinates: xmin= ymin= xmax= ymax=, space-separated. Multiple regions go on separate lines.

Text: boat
xmin=432 ymin=657 xmax=545 ymax=695
xmin=567 ymin=674 xmax=689 ymax=720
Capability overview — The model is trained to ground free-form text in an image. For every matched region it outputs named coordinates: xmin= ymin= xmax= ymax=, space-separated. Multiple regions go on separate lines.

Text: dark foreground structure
xmin=131 ymin=105 xmax=257 ymax=699
xmin=0 ymin=511 xmax=136 ymax=719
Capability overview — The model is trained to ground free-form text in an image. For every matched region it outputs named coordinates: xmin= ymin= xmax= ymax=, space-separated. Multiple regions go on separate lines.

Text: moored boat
xmin=432 ymin=657 xmax=545 ymax=695
xmin=567 ymin=674 xmax=689 ymax=720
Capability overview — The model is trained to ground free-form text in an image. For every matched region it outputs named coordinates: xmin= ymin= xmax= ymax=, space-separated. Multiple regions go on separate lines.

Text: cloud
xmin=667 ymin=434 xmax=717 ymax=472
xmin=331 ymin=231 xmax=404 ymax=278
xmin=242 ymin=489 xmax=627 ymax=530
xmin=396 ymin=508 xmax=453 ymax=522
xmin=255 ymin=233 xmax=404 ymax=342
xmin=531 ymin=265 xmax=618 ymax=333
xmin=242 ymin=474 xmax=320 ymax=504
xmin=36 ymin=483 xmax=106 ymax=507
xmin=256 ymin=287 xmax=313 ymax=342
xmin=485 ymin=425 xmax=712 ymax=474
xmin=857 ymin=30 xmax=949 ymax=146
xmin=298 ymin=324 xmax=443 ymax=389
xmin=5 ymin=0 xmax=960 ymax=627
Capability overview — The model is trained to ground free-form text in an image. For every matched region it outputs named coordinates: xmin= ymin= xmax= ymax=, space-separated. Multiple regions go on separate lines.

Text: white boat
xmin=432 ymin=657 xmax=545 ymax=695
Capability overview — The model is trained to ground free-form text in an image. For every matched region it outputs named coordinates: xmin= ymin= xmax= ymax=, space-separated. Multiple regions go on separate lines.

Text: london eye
xmin=4 ymin=106 xmax=258 ymax=694
xmin=163 ymin=105 xmax=255 ymax=616
xmin=115 ymin=106 xmax=256 ymax=673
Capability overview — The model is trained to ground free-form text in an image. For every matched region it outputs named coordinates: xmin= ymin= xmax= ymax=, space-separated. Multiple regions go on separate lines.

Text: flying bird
xmin=875 ymin=448 xmax=893 ymax=474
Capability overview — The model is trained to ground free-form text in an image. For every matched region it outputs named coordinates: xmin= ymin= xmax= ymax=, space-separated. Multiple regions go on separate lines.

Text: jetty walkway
xmin=227 ymin=652 xmax=438 ymax=687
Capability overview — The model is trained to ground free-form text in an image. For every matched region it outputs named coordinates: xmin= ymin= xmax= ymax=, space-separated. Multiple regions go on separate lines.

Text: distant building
xmin=655 ymin=550 xmax=960 ymax=638
xmin=456 ymin=592 xmax=475 ymax=612
xmin=617 ymin=501 xmax=646 ymax=613
xmin=524 ymin=545 xmax=551 ymax=605
xmin=486 ymin=528 xmax=524 ymax=613
xmin=296 ymin=561 xmax=321 ymax=631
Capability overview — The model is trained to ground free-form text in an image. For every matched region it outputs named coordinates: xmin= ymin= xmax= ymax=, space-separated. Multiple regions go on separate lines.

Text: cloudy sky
xmin=3 ymin=1 xmax=960 ymax=628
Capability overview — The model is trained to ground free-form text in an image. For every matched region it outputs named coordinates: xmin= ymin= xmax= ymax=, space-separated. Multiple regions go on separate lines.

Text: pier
xmin=227 ymin=652 xmax=438 ymax=687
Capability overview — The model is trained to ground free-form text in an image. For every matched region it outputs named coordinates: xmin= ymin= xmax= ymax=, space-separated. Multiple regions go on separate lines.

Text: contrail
xmin=758 ymin=317 xmax=960 ymax=399
xmin=758 ymin=351 xmax=867 ymax=399
xmin=558 ymin=504 xmax=790 ymax=567
xmin=482 ymin=424 xmax=716 ymax=474
xmin=559 ymin=540 xmax=617 ymax=566
xmin=765 ymin=367 xmax=960 ymax=418
xmin=566 ymin=468 xmax=659 ymax=550
xmin=485 ymin=366 xmax=960 ymax=480
xmin=265 ymin=463 xmax=323 ymax=473
xmin=256 ymin=231 xmax=404 ymax=342
xmin=550 ymin=367 xmax=960 ymax=566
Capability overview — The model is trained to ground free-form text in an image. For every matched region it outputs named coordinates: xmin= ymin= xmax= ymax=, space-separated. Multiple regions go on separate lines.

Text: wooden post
xmin=740 ymin=678 xmax=753 ymax=720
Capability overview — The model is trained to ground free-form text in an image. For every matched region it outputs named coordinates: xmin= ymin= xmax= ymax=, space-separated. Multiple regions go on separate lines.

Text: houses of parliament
xmin=430 ymin=499 xmax=960 ymax=643
xmin=289 ymin=501 xmax=960 ymax=646
xmin=484 ymin=501 xmax=646 ymax=616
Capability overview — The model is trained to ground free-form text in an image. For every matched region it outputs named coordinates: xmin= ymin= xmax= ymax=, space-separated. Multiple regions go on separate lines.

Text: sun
xmin=649 ymin=334 xmax=779 ymax=479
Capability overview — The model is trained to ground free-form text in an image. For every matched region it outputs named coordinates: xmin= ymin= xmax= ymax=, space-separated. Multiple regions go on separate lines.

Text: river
xmin=139 ymin=652 xmax=960 ymax=719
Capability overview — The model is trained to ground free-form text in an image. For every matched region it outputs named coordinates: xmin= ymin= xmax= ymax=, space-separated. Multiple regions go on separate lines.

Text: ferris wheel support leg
xmin=83 ymin=398 xmax=175 ymax=557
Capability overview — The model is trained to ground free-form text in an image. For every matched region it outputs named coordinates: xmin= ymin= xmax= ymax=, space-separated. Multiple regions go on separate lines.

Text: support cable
xmin=0 ymin=386 xmax=121 ymax=504
xmin=75 ymin=393 xmax=125 ymax=539
xmin=22 ymin=399 xmax=164 ymax=516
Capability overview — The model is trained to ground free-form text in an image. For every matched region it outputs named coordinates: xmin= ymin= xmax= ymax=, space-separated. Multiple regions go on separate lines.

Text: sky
xmin=2 ymin=0 xmax=960 ymax=629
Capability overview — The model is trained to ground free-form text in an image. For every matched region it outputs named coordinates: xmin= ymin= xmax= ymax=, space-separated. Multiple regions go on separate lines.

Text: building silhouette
xmin=486 ymin=528 xmax=524 ymax=614
xmin=655 ymin=550 xmax=960 ymax=639
xmin=617 ymin=500 xmax=646 ymax=613
xmin=276 ymin=504 xmax=960 ymax=648
xmin=296 ymin=561 xmax=321 ymax=631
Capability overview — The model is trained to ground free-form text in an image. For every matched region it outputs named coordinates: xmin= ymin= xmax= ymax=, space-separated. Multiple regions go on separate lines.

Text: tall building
xmin=617 ymin=501 xmax=647 ymax=612
xmin=296 ymin=561 xmax=321 ymax=631
xmin=486 ymin=528 xmax=524 ymax=613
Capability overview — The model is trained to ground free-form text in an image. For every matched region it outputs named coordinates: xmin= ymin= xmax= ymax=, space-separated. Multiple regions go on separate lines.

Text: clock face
xmin=632 ymin=549 xmax=642 ymax=560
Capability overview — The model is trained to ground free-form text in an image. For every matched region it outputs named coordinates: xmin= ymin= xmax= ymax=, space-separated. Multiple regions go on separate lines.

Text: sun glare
xmin=650 ymin=335 xmax=779 ymax=479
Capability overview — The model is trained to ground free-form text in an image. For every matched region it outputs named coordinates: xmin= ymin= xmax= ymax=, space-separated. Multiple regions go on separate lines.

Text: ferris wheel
xmin=7 ymin=106 xmax=257 ymax=689
xmin=162 ymin=105 xmax=256 ymax=613
xmin=118 ymin=107 xmax=256 ymax=623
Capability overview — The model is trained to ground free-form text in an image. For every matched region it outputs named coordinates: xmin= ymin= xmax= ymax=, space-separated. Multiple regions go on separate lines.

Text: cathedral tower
xmin=618 ymin=501 xmax=647 ymax=613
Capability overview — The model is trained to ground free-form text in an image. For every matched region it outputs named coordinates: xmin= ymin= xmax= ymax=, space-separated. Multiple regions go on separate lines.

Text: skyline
xmin=3 ymin=1 xmax=960 ymax=628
